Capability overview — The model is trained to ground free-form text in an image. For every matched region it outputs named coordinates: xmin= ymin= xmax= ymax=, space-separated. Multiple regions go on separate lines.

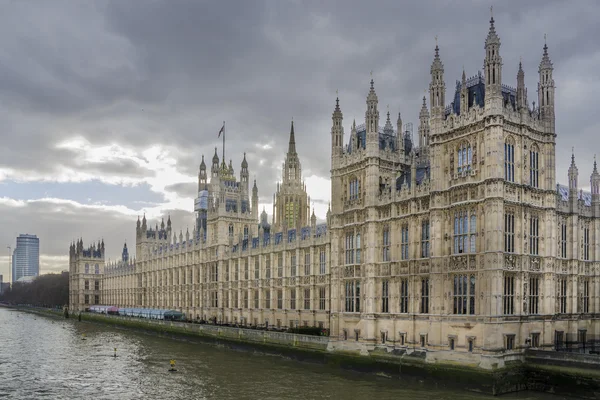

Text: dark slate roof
xmin=557 ymin=184 xmax=591 ymax=206
xmin=445 ymin=71 xmax=516 ymax=117
xmin=347 ymin=124 xmax=407 ymax=154
xmin=395 ymin=166 xmax=429 ymax=190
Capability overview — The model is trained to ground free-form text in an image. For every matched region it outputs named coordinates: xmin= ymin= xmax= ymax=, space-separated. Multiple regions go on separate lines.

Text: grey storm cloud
xmin=0 ymin=0 xmax=599 ymax=272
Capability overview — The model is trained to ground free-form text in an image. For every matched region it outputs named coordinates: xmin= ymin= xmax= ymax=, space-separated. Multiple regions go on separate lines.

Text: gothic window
xmin=420 ymin=278 xmax=429 ymax=313
xmin=560 ymin=221 xmax=567 ymax=258
xmin=355 ymin=234 xmax=361 ymax=264
xmin=304 ymin=288 xmax=311 ymax=310
xmin=470 ymin=214 xmax=477 ymax=253
xmin=254 ymin=257 xmax=260 ymax=279
xmin=288 ymin=166 xmax=295 ymax=180
xmin=529 ymin=276 xmax=540 ymax=314
xmin=382 ymin=227 xmax=390 ymax=262
xmin=84 ymin=280 xmax=89 ymax=290
xmin=421 ymin=221 xmax=430 ymax=258
xmin=290 ymin=288 xmax=296 ymax=310
xmin=558 ymin=278 xmax=567 ymax=313
xmin=85 ymin=263 xmax=89 ymax=274
xmin=345 ymin=280 xmax=361 ymax=312
xmin=244 ymin=259 xmax=249 ymax=280
xmin=243 ymin=225 xmax=248 ymax=240
xmin=503 ymin=274 xmax=515 ymax=315
xmin=84 ymin=295 xmax=89 ymax=304
xmin=94 ymin=280 xmax=99 ymax=291
xmin=582 ymin=278 xmax=590 ymax=313
xmin=319 ymin=250 xmax=326 ymax=275
xmin=285 ymin=202 xmax=296 ymax=228
xmin=211 ymin=263 xmax=219 ymax=282
xmin=381 ymin=280 xmax=389 ymax=313
xmin=401 ymin=225 xmax=409 ymax=260
xmin=228 ymin=224 xmax=234 ymax=237
xmin=211 ymin=291 xmax=218 ymax=308
xmin=529 ymin=215 xmax=539 ymax=255
xmin=349 ymin=177 xmax=360 ymax=201
xmin=457 ymin=142 xmax=472 ymax=173
xmin=345 ymin=233 xmax=355 ymax=265
xmin=95 ymin=264 xmax=99 ymax=274
xmin=304 ymin=251 xmax=310 ymax=276
xmin=453 ymin=275 xmax=476 ymax=315
xmin=504 ymin=140 xmax=515 ymax=182
xmin=530 ymin=146 xmax=539 ymax=188
xmin=235 ymin=260 xmax=239 ymax=280
xmin=265 ymin=255 xmax=271 ymax=279
xmin=277 ymin=289 xmax=283 ymax=309
xmin=254 ymin=289 xmax=259 ymax=309
xmin=290 ymin=254 xmax=297 ymax=276
xmin=504 ymin=212 xmax=515 ymax=253
xmin=265 ymin=289 xmax=271 ymax=309
xmin=400 ymin=279 xmax=409 ymax=313
xmin=277 ymin=253 xmax=283 ymax=277
xmin=584 ymin=224 xmax=590 ymax=261
xmin=319 ymin=287 xmax=326 ymax=310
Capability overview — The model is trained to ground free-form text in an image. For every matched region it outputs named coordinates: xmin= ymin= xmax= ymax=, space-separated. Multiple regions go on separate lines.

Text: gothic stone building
xmin=70 ymin=17 xmax=600 ymax=368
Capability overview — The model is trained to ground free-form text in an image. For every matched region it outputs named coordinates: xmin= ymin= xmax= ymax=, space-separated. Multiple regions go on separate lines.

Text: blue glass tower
xmin=12 ymin=234 xmax=40 ymax=283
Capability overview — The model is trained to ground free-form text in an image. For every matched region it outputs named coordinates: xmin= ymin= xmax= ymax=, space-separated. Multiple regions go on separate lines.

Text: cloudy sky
xmin=0 ymin=0 xmax=598 ymax=276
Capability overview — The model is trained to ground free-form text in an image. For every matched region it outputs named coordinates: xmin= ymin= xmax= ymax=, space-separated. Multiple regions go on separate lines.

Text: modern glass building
xmin=12 ymin=234 xmax=40 ymax=283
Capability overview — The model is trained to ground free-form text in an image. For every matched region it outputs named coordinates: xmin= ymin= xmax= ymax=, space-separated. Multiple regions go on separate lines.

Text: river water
xmin=0 ymin=308 xmax=567 ymax=400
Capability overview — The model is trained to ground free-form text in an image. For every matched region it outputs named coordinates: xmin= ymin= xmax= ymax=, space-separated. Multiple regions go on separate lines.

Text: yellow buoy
xmin=168 ymin=359 xmax=177 ymax=372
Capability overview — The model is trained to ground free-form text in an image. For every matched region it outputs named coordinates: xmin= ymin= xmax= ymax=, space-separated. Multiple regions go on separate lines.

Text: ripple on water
xmin=0 ymin=309 xmax=568 ymax=400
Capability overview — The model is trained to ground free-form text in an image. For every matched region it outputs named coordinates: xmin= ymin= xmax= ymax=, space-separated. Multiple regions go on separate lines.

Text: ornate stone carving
xmin=505 ymin=254 xmax=516 ymax=270
xmin=529 ymin=257 xmax=541 ymax=271
xmin=449 ymin=255 xmax=467 ymax=271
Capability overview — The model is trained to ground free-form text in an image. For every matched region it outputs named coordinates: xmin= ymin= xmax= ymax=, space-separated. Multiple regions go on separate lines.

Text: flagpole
xmin=222 ymin=121 xmax=225 ymax=166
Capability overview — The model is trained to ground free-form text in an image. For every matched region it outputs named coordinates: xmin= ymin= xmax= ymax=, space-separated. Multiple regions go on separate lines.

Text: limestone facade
xmin=70 ymin=17 xmax=600 ymax=367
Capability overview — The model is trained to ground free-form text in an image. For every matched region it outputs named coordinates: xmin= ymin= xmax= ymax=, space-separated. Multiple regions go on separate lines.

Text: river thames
xmin=0 ymin=308 xmax=569 ymax=399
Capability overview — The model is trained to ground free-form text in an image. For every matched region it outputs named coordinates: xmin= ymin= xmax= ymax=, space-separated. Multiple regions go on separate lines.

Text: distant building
xmin=12 ymin=234 xmax=40 ymax=283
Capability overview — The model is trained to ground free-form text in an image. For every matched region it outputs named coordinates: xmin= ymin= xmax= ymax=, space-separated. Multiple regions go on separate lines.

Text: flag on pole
xmin=218 ymin=123 xmax=225 ymax=138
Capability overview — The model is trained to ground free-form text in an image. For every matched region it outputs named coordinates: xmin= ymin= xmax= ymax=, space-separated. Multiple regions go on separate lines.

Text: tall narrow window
xmin=304 ymin=288 xmax=310 ymax=310
xmin=265 ymin=289 xmax=271 ymax=309
xmin=290 ymin=288 xmax=296 ymax=310
xmin=529 ymin=216 xmax=539 ymax=255
xmin=254 ymin=289 xmax=259 ymax=309
xmin=243 ymin=225 xmax=249 ymax=240
xmin=382 ymin=228 xmax=390 ymax=262
xmin=277 ymin=289 xmax=283 ymax=309
xmin=421 ymin=221 xmax=430 ymax=258
xmin=529 ymin=276 xmax=539 ymax=314
xmin=470 ymin=214 xmax=477 ymax=253
xmin=244 ymin=290 xmax=249 ymax=308
xmin=420 ymin=278 xmax=429 ymax=314
xmin=584 ymin=224 xmax=590 ymax=261
xmin=345 ymin=233 xmax=355 ymax=265
xmin=400 ymin=279 xmax=409 ymax=313
xmin=356 ymin=234 xmax=362 ymax=264
xmin=452 ymin=275 xmax=476 ymax=315
xmin=304 ymin=252 xmax=310 ymax=276
xmin=504 ymin=212 xmax=515 ymax=253
xmin=349 ymin=178 xmax=360 ymax=200
xmin=457 ymin=143 xmax=472 ymax=173
xmin=454 ymin=211 xmax=468 ymax=254
xmin=530 ymin=149 xmax=539 ymax=188
xmin=401 ymin=225 xmax=409 ymax=260
xmin=560 ymin=221 xmax=567 ymax=258
xmin=265 ymin=255 xmax=271 ymax=279
xmin=277 ymin=253 xmax=283 ymax=277
xmin=504 ymin=141 xmax=515 ymax=182
xmin=319 ymin=250 xmax=326 ymax=275
xmin=229 ymin=223 xmax=234 ymax=237
xmin=558 ymin=278 xmax=567 ymax=313
xmin=381 ymin=280 xmax=389 ymax=313
xmin=345 ymin=280 xmax=361 ymax=312
xmin=290 ymin=254 xmax=296 ymax=276
xmin=582 ymin=278 xmax=590 ymax=313
xmin=503 ymin=275 xmax=515 ymax=315
xmin=244 ymin=259 xmax=249 ymax=280
xmin=319 ymin=287 xmax=326 ymax=310
xmin=254 ymin=257 xmax=260 ymax=279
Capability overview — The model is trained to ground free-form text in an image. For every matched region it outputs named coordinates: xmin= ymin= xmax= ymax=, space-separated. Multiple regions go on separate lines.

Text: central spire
xmin=288 ymin=120 xmax=296 ymax=154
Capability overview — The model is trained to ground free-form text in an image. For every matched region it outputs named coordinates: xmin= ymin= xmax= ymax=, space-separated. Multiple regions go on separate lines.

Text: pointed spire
xmin=241 ymin=152 xmax=248 ymax=169
xmin=539 ymin=35 xmax=553 ymax=70
xmin=200 ymin=154 xmax=206 ymax=170
xmin=288 ymin=120 xmax=296 ymax=154
xmin=594 ymin=154 xmax=598 ymax=174
xmin=462 ymin=67 xmax=466 ymax=84
xmin=485 ymin=6 xmax=500 ymax=47
xmin=335 ymin=90 xmax=341 ymax=112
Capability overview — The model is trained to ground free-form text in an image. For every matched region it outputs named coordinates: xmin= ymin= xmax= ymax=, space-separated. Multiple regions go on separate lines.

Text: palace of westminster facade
xmin=70 ymin=17 xmax=600 ymax=366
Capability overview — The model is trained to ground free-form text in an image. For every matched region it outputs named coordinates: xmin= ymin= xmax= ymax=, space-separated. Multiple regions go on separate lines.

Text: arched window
xmin=529 ymin=145 xmax=539 ymax=188
xmin=349 ymin=177 xmax=360 ymax=201
xmin=243 ymin=225 xmax=249 ymax=240
xmin=95 ymin=263 xmax=100 ymax=274
xmin=454 ymin=211 xmax=477 ymax=254
xmin=85 ymin=263 xmax=90 ymax=274
xmin=457 ymin=142 xmax=472 ymax=173
xmin=228 ymin=224 xmax=234 ymax=237
xmin=355 ymin=234 xmax=361 ymax=264
xmin=504 ymin=138 xmax=515 ymax=182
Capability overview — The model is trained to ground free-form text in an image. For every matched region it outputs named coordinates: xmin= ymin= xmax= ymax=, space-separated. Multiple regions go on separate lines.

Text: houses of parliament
xmin=69 ymin=17 xmax=600 ymax=367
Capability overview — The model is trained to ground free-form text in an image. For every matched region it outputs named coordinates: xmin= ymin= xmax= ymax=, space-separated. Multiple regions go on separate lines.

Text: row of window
xmin=84 ymin=280 xmax=100 ymax=291
xmin=84 ymin=263 xmax=100 ymax=274
xmin=210 ymin=251 xmax=328 ymax=282
xmin=504 ymin=142 xmax=540 ymax=188
xmin=209 ymin=287 xmax=327 ymax=311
